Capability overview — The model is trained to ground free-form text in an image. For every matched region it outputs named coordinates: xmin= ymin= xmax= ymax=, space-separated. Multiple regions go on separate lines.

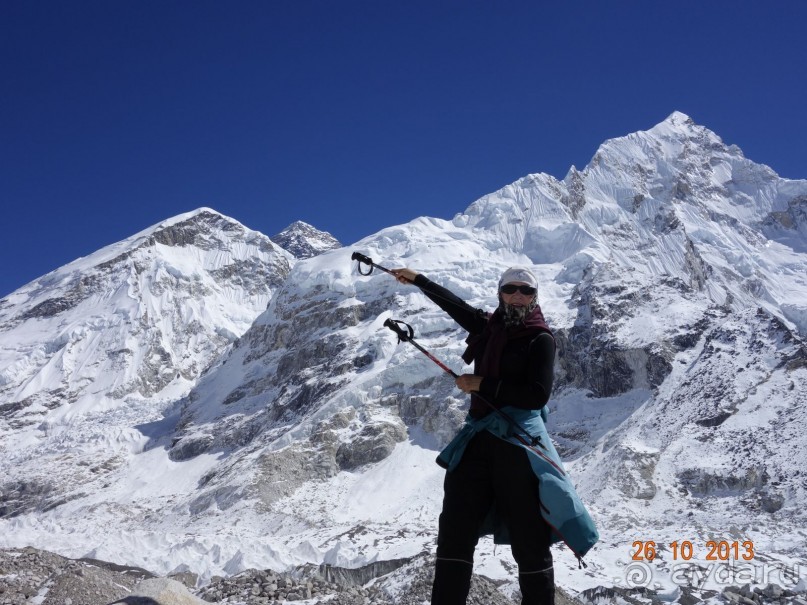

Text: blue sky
xmin=2 ymin=1 xmax=806 ymax=297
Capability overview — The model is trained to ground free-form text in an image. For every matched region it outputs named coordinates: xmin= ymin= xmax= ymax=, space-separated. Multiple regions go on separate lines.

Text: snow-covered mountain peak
xmin=270 ymin=220 xmax=341 ymax=259
xmin=585 ymin=111 xmax=730 ymax=183
xmin=155 ymin=205 xmax=223 ymax=224
xmin=146 ymin=206 xmax=226 ymax=231
xmin=449 ymin=115 xmax=807 ymax=333
xmin=142 ymin=207 xmax=283 ymax=254
xmin=653 ymin=109 xmax=698 ymax=134
xmin=663 ymin=109 xmax=694 ymax=124
xmin=0 ymin=207 xmax=293 ymax=444
xmin=0 ymin=208 xmax=283 ymax=305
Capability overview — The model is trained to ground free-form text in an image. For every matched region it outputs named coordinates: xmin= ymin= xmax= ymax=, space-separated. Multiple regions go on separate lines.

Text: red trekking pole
xmin=383 ymin=318 xmax=562 ymax=472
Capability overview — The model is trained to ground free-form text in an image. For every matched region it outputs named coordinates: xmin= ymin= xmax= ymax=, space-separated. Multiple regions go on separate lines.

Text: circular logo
xmin=625 ymin=562 xmax=653 ymax=588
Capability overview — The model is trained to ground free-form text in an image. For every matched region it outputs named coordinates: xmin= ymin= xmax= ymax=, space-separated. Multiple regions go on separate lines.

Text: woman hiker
xmin=389 ymin=265 xmax=598 ymax=605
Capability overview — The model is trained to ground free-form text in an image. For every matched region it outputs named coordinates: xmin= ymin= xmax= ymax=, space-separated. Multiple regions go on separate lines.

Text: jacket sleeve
xmin=412 ymin=274 xmax=488 ymax=335
xmin=478 ymin=332 xmax=555 ymax=409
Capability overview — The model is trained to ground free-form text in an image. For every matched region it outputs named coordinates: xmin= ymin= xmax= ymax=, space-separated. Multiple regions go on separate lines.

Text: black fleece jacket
xmin=413 ymin=274 xmax=555 ymax=415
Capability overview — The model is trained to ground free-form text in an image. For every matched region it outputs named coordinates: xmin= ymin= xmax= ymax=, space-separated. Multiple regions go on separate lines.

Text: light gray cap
xmin=498 ymin=266 xmax=538 ymax=288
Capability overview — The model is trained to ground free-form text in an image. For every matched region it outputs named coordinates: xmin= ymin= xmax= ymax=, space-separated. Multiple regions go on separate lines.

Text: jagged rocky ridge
xmin=1 ymin=113 xmax=806 ymax=603
xmin=271 ymin=220 xmax=342 ymax=259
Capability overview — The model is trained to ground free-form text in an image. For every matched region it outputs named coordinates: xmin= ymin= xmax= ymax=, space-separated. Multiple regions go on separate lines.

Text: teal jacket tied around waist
xmin=436 ymin=406 xmax=599 ymax=559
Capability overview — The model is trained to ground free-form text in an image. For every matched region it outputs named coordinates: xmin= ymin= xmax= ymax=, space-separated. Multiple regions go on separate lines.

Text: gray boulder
xmin=113 ymin=578 xmax=210 ymax=605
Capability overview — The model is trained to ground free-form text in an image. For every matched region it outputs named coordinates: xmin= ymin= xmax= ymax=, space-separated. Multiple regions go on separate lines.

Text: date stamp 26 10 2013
xmin=631 ymin=540 xmax=755 ymax=562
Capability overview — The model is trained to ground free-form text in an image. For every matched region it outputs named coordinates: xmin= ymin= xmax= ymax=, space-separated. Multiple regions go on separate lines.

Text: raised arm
xmin=390 ymin=269 xmax=488 ymax=335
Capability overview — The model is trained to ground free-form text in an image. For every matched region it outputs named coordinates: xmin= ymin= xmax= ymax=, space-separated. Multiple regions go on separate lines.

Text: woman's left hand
xmin=455 ymin=374 xmax=483 ymax=393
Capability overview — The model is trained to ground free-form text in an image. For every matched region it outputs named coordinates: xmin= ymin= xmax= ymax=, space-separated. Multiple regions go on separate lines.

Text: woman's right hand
xmin=390 ymin=268 xmax=419 ymax=284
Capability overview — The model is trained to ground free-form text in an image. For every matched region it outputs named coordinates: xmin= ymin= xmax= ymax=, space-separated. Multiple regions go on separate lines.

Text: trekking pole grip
xmin=351 ymin=251 xmax=397 ymax=277
xmin=351 ymin=251 xmax=372 ymax=264
xmin=351 ymin=251 xmax=375 ymax=275
xmin=383 ymin=318 xmax=414 ymax=342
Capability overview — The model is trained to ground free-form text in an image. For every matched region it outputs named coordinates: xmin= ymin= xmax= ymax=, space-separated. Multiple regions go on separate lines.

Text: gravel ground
xmin=0 ymin=547 xmax=540 ymax=605
xmin=0 ymin=546 xmax=152 ymax=604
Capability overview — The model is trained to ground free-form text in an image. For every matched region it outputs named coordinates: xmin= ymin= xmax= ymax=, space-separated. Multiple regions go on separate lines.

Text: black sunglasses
xmin=500 ymin=284 xmax=537 ymax=295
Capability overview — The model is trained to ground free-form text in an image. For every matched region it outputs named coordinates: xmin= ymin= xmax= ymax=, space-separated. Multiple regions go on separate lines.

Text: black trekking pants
xmin=431 ymin=430 xmax=554 ymax=605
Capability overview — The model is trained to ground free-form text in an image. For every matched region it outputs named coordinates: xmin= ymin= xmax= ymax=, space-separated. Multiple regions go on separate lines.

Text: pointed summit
xmin=663 ymin=110 xmax=695 ymax=126
xmin=642 ymin=110 xmax=717 ymax=142
xmin=270 ymin=220 xmax=341 ymax=259
xmin=581 ymin=111 xmax=740 ymax=187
